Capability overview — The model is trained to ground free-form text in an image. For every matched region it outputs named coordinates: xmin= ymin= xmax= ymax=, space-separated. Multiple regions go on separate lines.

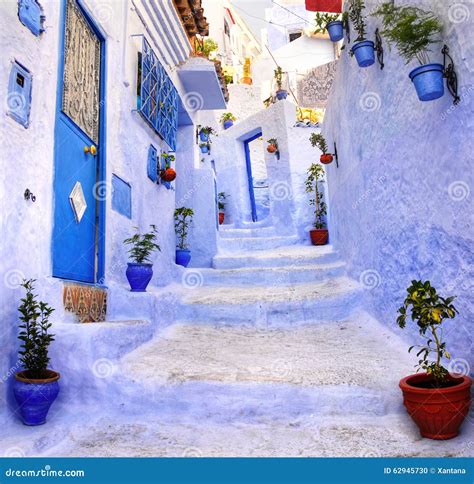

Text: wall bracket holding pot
xmin=442 ymin=45 xmax=460 ymax=105
xmin=24 ymin=188 xmax=36 ymax=202
xmin=375 ymin=28 xmax=384 ymax=70
xmin=333 ymin=142 xmax=339 ymax=168
xmin=343 ymin=14 xmax=350 ymax=44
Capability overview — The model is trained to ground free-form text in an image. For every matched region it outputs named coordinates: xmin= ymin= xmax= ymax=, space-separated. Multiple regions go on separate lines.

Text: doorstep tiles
xmin=63 ymin=283 xmax=107 ymax=323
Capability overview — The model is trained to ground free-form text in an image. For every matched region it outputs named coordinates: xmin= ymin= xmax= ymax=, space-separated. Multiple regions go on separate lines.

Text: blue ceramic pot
xmin=327 ymin=21 xmax=344 ymax=42
xmin=223 ymin=120 xmax=234 ymax=130
xmin=409 ymin=63 xmax=444 ymax=102
xmin=176 ymin=249 xmax=191 ymax=267
xmin=351 ymin=40 xmax=375 ymax=67
xmin=13 ymin=370 xmax=60 ymax=426
xmin=126 ymin=263 xmax=153 ymax=292
xmin=199 ymin=130 xmax=209 ymax=142
xmin=200 ymin=145 xmax=209 ymax=154
xmin=276 ymin=90 xmax=288 ymax=100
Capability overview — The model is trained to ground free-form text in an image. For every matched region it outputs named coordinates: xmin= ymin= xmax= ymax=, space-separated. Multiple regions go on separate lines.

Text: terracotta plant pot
xmin=160 ymin=168 xmax=176 ymax=182
xmin=310 ymin=229 xmax=328 ymax=245
xmin=219 ymin=212 xmax=224 ymax=225
xmin=399 ymin=373 xmax=472 ymax=440
xmin=267 ymin=144 xmax=277 ymax=153
xmin=320 ymin=153 xmax=333 ymax=164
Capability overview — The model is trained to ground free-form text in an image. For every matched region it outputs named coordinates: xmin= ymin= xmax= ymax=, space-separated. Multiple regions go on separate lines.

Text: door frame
xmin=243 ymin=131 xmax=262 ymax=223
xmin=52 ymin=0 xmax=107 ymax=283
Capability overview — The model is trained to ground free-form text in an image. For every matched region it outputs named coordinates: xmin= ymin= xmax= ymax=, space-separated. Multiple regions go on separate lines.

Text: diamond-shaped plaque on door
xmin=69 ymin=181 xmax=87 ymax=223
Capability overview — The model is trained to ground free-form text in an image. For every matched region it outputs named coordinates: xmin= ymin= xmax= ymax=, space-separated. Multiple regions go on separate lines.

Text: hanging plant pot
xmin=409 ymin=63 xmax=445 ymax=102
xmin=351 ymin=40 xmax=375 ymax=68
xmin=219 ymin=212 xmax=225 ymax=225
xmin=320 ymin=154 xmax=333 ymax=164
xmin=267 ymin=143 xmax=278 ymax=153
xmin=200 ymin=145 xmax=209 ymax=154
xmin=310 ymin=229 xmax=328 ymax=245
xmin=176 ymin=249 xmax=191 ymax=267
xmin=223 ymin=120 xmax=234 ymax=129
xmin=327 ymin=21 xmax=344 ymax=42
xmin=400 ymin=373 xmax=472 ymax=439
xmin=199 ymin=130 xmax=209 ymax=142
xmin=160 ymin=168 xmax=176 ymax=182
xmin=126 ymin=263 xmax=153 ymax=292
xmin=305 ymin=0 xmax=342 ymax=13
xmin=276 ymin=89 xmax=288 ymax=100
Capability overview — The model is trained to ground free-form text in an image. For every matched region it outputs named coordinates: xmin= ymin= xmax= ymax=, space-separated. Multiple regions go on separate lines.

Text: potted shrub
xmin=218 ymin=192 xmax=227 ymax=225
xmin=349 ymin=0 xmax=375 ymax=67
xmin=198 ymin=126 xmax=216 ymax=143
xmin=199 ymin=142 xmax=210 ymax=154
xmin=123 ymin=225 xmax=161 ymax=292
xmin=397 ymin=280 xmax=472 ymax=439
xmin=305 ymin=163 xmax=328 ymax=245
xmin=314 ymin=12 xmax=343 ymax=42
xmin=160 ymin=153 xmax=176 ymax=182
xmin=274 ymin=66 xmax=288 ymax=100
xmin=373 ymin=3 xmax=444 ymax=102
xmin=13 ymin=279 xmax=59 ymax=426
xmin=310 ymin=133 xmax=333 ymax=164
xmin=220 ymin=112 xmax=236 ymax=130
xmin=267 ymin=138 xmax=278 ymax=153
xmin=175 ymin=207 xmax=194 ymax=267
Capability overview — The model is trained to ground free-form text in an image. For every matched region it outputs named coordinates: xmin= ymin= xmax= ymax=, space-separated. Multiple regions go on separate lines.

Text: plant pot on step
xmin=276 ymin=89 xmax=288 ymax=100
xmin=176 ymin=249 xmax=191 ymax=267
xmin=223 ymin=120 xmax=233 ymax=129
xmin=400 ymin=373 xmax=472 ymax=440
xmin=409 ymin=63 xmax=445 ymax=102
xmin=327 ymin=21 xmax=344 ymax=42
xmin=218 ymin=212 xmax=225 ymax=225
xmin=351 ymin=40 xmax=375 ymax=68
xmin=13 ymin=370 xmax=60 ymax=426
xmin=126 ymin=262 xmax=153 ymax=292
xmin=320 ymin=153 xmax=333 ymax=164
xmin=310 ymin=229 xmax=328 ymax=245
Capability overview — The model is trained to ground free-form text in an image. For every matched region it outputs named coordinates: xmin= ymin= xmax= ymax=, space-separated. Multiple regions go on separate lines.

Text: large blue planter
xmin=13 ymin=371 xmax=60 ymax=426
xmin=126 ymin=263 xmax=153 ymax=292
xmin=200 ymin=145 xmax=209 ymax=154
xmin=327 ymin=21 xmax=344 ymax=42
xmin=199 ymin=130 xmax=209 ymax=142
xmin=176 ymin=249 xmax=191 ymax=267
xmin=276 ymin=89 xmax=288 ymax=100
xmin=409 ymin=63 xmax=445 ymax=102
xmin=223 ymin=120 xmax=234 ymax=130
xmin=351 ymin=40 xmax=375 ymax=67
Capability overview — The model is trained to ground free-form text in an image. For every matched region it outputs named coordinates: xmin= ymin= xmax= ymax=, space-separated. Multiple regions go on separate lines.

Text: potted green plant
xmin=220 ymin=113 xmax=236 ymax=129
xmin=175 ymin=207 xmax=194 ymax=267
xmin=397 ymin=280 xmax=472 ymax=439
xmin=349 ymin=0 xmax=374 ymax=67
xmin=123 ymin=224 xmax=161 ymax=292
xmin=314 ymin=12 xmax=343 ymax=42
xmin=198 ymin=126 xmax=216 ymax=143
xmin=217 ymin=192 xmax=228 ymax=225
xmin=372 ymin=3 xmax=444 ymax=102
xmin=274 ymin=66 xmax=288 ymax=100
xmin=310 ymin=133 xmax=333 ymax=164
xmin=305 ymin=163 xmax=328 ymax=245
xmin=195 ymin=38 xmax=218 ymax=58
xmin=13 ymin=279 xmax=59 ymax=426
xmin=160 ymin=153 xmax=176 ymax=182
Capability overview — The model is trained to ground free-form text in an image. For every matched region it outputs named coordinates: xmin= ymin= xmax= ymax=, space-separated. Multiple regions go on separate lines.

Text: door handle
xmin=84 ymin=145 xmax=97 ymax=156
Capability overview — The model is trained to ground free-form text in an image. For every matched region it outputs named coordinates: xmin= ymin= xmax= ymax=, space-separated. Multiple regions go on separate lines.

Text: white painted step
xmin=218 ymin=234 xmax=300 ymax=252
xmin=219 ymin=226 xmax=278 ymax=238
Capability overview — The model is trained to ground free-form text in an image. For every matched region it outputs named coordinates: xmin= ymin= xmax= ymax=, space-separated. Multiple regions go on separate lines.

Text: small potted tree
xmin=274 ymin=66 xmax=288 ymax=100
xmin=13 ymin=279 xmax=59 ymax=426
xmin=397 ymin=280 xmax=472 ymax=439
xmin=310 ymin=133 xmax=333 ymax=164
xmin=123 ymin=225 xmax=161 ymax=292
xmin=175 ymin=207 xmax=194 ymax=267
xmin=349 ymin=0 xmax=375 ymax=67
xmin=314 ymin=12 xmax=344 ymax=42
xmin=373 ymin=3 xmax=444 ymax=102
xmin=160 ymin=153 xmax=176 ymax=182
xmin=220 ymin=113 xmax=236 ymax=130
xmin=305 ymin=163 xmax=328 ymax=245
xmin=218 ymin=192 xmax=227 ymax=225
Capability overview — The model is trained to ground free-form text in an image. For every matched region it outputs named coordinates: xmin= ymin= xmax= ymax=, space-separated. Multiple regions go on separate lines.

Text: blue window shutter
xmin=18 ymin=0 xmax=45 ymax=36
xmin=147 ymin=144 xmax=158 ymax=182
xmin=112 ymin=175 xmax=132 ymax=219
xmin=7 ymin=61 xmax=32 ymax=128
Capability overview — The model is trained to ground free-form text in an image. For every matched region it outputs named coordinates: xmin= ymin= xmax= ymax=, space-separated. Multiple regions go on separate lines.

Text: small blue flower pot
xmin=199 ymin=130 xmax=209 ymax=142
xmin=200 ymin=145 xmax=209 ymax=154
xmin=351 ymin=40 xmax=375 ymax=67
xmin=327 ymin=21 xmax=344 ymax=42
xmin=13 ymin=371 xmax=60 ymax=426
xmin=409 ymin=63 xmax=445 ymax=102
xmin=126 ymin=263 xmax=153 ymax=292
xmin=223 ymin=120 xmax=234 ymax=129
xmin=176 ymin=249 xmax=191 ymax=267
xmin=276 ymin=90 xmax=288 ymax=100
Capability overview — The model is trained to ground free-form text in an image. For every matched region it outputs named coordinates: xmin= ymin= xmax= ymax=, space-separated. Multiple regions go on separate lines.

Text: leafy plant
xmin=305 ymin=163 xmax=327 ymax=229
xmin=397 ymin=280 xmax=458 ymax=386
xmin=123 ymin=225 xmax=161 ymax=264
xmin=161 ymin=153 xmax=175 ymax=168
xmin=174 ymin=207 xmax=194 ymax=250
xmin=17 ymin=279 xmax=55 ymax=379
xmin=349 ymin=0 xmax=367 ymax=42
xmin=372 ymin=3 xmax=443 ymax=65
xmin=220 ymin=112 xmax=236 ymax=123
xmin=199 ymin=126 xmax=216 ymax=136
xmin=309 ymin=133 xmax=329 ymax=154
xmin=314 ymin=12 xmax=340 ymax=34
xmin=267 ymin=138 xmax=278 ymax=145
xmin=218 ymin=192 xmax=228 ymax=211
xmin=196 ymin=38 xmax=218 ymax=58
xmin=274 ymin=66 xmax=284 ymax=90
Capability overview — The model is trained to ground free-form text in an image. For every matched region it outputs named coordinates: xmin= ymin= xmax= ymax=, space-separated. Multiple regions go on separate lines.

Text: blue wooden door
xmin=244 ymin=132 xmax=261 ymax=222
xmin=52 ymin=0 xmax=105 ymax=283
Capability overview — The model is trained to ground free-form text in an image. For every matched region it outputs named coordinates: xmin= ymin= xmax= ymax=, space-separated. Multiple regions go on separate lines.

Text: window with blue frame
xmin=137 ymin=37 xmax=178 ymax=151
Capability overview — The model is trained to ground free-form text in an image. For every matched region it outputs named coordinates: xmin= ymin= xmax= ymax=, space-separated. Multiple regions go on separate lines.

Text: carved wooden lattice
xmin=62 ymin=0 xmax=100 ymax=143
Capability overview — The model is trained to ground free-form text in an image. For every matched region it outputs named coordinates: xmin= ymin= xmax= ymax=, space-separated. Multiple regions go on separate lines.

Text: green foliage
xmin=372 ymin=2 xmax=443 ymax=65
xmin=161 ymin=153 xmax=175 ymax=168
xmin=196 ymin=38 xmax=218 ymax=58
xmin=224 ymin=74 xmax=233 ymax=85
xmin=314 ymin=12 xmax=340 ymax=34
xmin=349 ymin=0 xmax=367 ymax=42
xmin=309 ymin=133 xmax=328 ymax=154
xmin=220 ymin=112 xmax=236 ymax=123
xmin=174 ymin=207 xmax=194 ymax=249
xmin=218 ymin=192 xmax=228 ymax=211
xmin=397 ymin=280 xmax=458 ymax=386
xmin=199 ymin=126 xmax=217 ymax=136
xmin=274 ymin=66 xmax=284 ymax=90
xmin=305 ymin=163 xmax=327 ymax=229
xmin=267 ymin=138 xmax=278 ymax=145
xmin=123 ymin=225 xmax=161 ymax=263
xmin=17 ymin=279 xmax=55 ymax=379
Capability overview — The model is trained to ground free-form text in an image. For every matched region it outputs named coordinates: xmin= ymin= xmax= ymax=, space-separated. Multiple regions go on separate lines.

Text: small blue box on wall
xmin=112 ymin=174 xmax=132 ymax=219
xmin=7 ymin=61 xmax=32 ymax=128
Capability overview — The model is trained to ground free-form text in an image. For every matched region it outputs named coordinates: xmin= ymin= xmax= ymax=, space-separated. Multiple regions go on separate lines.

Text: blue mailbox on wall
xmin=7 ymin=61 xmax=32 ymax=128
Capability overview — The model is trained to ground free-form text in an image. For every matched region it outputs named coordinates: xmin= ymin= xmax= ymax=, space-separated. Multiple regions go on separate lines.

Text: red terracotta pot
xmin=399 ymin=373 xmax=472 ymax=440
xmin=219 ymin=212 xmax=224 ymax=225
xmin=267 ymin=144 xmax=277 ymax=153
xmin=309 ymin=229 xmax=328 ymax=245
xmin=160 ymin=168 xmax=176 ymax=182
xmin=305 ymin=0 xmax=342 ymax=13
xmin=320 ymin=153 xmax=333 ymax=164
